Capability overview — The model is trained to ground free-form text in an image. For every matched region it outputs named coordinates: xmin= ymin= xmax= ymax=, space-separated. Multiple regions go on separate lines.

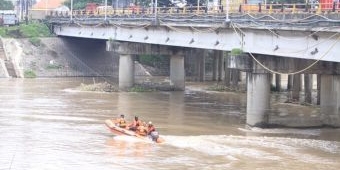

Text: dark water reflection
xmin=0 ymin=78 xmax=339 ymax=170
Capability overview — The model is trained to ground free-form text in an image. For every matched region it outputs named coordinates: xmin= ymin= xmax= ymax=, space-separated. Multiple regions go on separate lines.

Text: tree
xmin=0 ymin=0 xmax=14 ymax=10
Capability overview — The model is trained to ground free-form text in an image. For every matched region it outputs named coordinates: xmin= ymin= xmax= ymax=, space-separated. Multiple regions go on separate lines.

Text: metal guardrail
xmin=46 ymin=3 xmax=340 ymax=32
xmin=49 ymin=3 xmax=340 ymax=18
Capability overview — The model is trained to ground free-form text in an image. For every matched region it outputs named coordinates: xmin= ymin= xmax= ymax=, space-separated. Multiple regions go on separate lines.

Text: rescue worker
xmin=147 ymin=121 xmax=159 ymax=142
xmin=114 ymin=114 xmax=127 ymax=128
xmin=136 ymin=122 xmax=148 ymax=136
xmin=128 ymin=116 xmax=142 ymax=131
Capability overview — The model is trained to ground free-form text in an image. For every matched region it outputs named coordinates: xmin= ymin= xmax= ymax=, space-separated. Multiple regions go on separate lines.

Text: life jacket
xmin=147 ymin=126 xmax=155 ymax=135
xmin=137 ymin=126 xmax=147 ymax=136
xmin=135 ymin=120 xmax=140 ymax=127
xmin=119 ymin=119 xmax=126 ymax=128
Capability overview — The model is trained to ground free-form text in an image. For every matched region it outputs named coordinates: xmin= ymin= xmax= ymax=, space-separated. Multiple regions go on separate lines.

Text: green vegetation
xmin=128 ymin=85 xmax=156 ymax=92
xmin=0 ymin=22 xmax=51 ymax=38
xmin=0 ymin=0 xmax=14 ymax=10
xmin=230 ymin=48 xmax=243 ymax=56
xmin=24 ymin=70 xmax=37 ymax=78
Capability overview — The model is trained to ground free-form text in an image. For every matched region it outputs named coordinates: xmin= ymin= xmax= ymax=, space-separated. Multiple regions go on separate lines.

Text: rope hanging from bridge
xmin=231 ymin=22 xmax=340 ymax=75
xmin=233 ymin=22 xmax=340 ymax=54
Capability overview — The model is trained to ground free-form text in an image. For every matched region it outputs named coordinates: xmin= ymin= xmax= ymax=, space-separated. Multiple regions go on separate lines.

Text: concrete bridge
xmin=47 ymin=12 xmax=340 ymax=128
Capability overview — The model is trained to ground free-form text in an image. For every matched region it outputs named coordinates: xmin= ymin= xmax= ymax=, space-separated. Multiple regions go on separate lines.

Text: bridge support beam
xmin=246 ymin=73 xmax=270 ymax=127
xmin=320 ymin=75 xmax=340 ymax=127
xmin=119 ymin=54 xmax=135 ymax=90
xmin=170 ymin=54 xmax=185 ymax=90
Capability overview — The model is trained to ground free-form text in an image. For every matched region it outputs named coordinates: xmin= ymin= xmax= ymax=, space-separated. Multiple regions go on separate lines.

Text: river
xmin=0 ymin=78 xmax=339 ymax=170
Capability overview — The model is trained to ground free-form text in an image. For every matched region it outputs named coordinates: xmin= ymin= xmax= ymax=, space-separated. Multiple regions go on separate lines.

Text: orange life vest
xmin=118 ymin=118 xmax=126 ymax=128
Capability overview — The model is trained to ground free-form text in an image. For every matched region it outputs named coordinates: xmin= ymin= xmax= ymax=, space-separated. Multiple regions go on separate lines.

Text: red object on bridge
xmin=85 ymin=3 xmax=99 ymax=14
xmin=320 ymin=0 xmax=338 ymax=10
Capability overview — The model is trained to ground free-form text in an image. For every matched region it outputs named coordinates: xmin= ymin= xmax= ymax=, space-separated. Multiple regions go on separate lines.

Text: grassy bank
xmin=0 ymin=22 xmax=51 ymax=38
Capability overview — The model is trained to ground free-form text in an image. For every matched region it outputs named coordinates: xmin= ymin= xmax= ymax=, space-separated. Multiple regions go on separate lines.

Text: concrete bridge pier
xmin=320 ymin=75 xmax=340 ymax=127
xmin=170 ymin=53 xmax=185 ymax=90
xmin=217 ymin=51 xmax=224 ymax=81
xmin=304 ymin=74 xmax=313 ymax=104
xmin=212 ymin=52 xmax=218 ymax=81
xmin=193 ymin=49 xmax=205 ymax=81
xmin=107 ymin=41 xmax=186 ymax=91
xmin=292 ymin=74 xmax=301 ymax=101
xmin=246 ymin=73 xmax=270 ymax=127
xmin=275 ymin=74 xmax=281 ymax=91
xmin=212 ymin=50 xmax=224 ymax=81
xmin=118 ymin=54 xmax=135 ymax=90
xmin=198 ymin=49 xmax=206 ymax=82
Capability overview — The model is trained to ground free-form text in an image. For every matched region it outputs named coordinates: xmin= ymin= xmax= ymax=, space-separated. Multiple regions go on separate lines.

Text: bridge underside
xmin=53 ymin=23 xmax=340 ymax=63
xmin=52 ymin=21 xmax=340 ymax=127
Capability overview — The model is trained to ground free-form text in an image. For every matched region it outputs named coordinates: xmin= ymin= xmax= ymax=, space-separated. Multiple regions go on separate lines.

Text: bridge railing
xmin=48 ymin=2 xmax=340 ymax=18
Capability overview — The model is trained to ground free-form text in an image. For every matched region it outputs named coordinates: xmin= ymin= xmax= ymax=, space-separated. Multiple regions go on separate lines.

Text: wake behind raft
xmin=104 ymin=119 xmax=165 ymax=143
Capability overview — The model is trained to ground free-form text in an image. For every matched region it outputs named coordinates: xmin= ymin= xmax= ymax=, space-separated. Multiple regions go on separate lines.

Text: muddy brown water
xmin=0 ymin=78 xmax=339 ymax=170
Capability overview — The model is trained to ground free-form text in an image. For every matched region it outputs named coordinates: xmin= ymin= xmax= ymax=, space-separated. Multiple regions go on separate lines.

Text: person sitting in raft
xmin=114 ymin=114 xmax=127 ymax=128
xmin=136 ymin=122 xmax=148 ymax=136
xmin=147 ymin=121 xmax=159 ymax=142
xmin=128 ymin=116 xmax=142 ymax=131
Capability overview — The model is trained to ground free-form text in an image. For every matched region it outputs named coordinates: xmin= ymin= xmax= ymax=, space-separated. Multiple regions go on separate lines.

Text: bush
xmin=231 ymin=48 xmax=243 ymax=56
xmin=24 ymin=70 xmax=36 ymax=78
xmin=0 ymin=22 xmax=51 ymax=38
xmin=19 ymin=22 xmax=51 ymax=38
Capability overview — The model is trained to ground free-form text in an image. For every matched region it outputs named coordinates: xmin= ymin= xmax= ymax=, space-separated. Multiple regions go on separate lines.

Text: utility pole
xmin=25 ymin=0 xmax=28 ymax=24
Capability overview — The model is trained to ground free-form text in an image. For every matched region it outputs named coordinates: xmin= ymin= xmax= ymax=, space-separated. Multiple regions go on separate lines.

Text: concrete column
xmin=119 ymin=54 xmax=134 ymax=90
xmin=246 ymin=73 xmax=270 ymax=127
xmin=275 ymin=74 xmax=281 ymax=92
xmin=212 ymin=54 xmax=218 ymax=81
xmin=224 ymin=64 xmax=231 ymax=86
xmin=199 ymin=50 xmax=206 ymax=82
xmin=304 ymin=74 xmax=313 ymax=104
xmin=269 ymin=74 xmax=273 ymax=88
xmin=231 ymin=69 xmax=239 ymax=89
xmin=317 ymin=74 xmax=321 ymax=105
xmin=292 ymin=74 xmax=301 ymax=101
xmin=170 ymin=54 xmax=185 ymax=90
xmin=217 ymin=51 xmax=224 ymax=81
xmin=287 ymin=75 xmax=293 ymax=90
xmin=194 ymin=55 xmax=200 ymax=81
xmin=320 ymin=75 xmax=340 ymax=127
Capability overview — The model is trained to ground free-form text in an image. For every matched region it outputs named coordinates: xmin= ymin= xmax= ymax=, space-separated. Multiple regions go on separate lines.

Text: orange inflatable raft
xmin=104 ymin=119 xmax=165 ymax=143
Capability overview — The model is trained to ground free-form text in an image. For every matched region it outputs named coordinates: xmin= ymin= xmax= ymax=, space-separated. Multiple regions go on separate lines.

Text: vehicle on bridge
xmin=0 ymin=10 xmax=18 ymax=26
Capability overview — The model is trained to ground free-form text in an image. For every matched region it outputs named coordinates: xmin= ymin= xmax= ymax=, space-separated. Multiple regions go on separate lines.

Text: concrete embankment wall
xmin=2 ymin=37 xmax=120 ymax=78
